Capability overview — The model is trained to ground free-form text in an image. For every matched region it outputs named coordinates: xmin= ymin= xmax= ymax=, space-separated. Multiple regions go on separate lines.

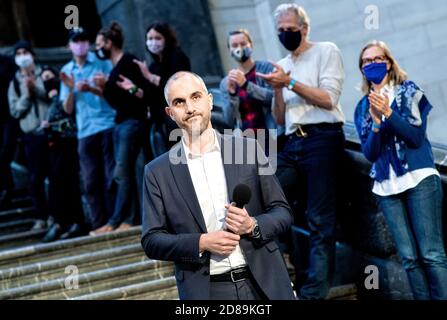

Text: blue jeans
xmin=78 ymin=128 xmax=115 ymax=229
xmin=376 ymin=174 xmax=447 ymax=300
xmin=108 ymin=119 xmax=144 ymax=227
xmin=276 ymin=125 xmax=345 ymax=299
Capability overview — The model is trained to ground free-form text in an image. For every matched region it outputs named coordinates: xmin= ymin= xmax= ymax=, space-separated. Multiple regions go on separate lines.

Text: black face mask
xmin=43 ymin=78 xmax=60 ymax=94
xmin=278 ymin=30 xmax=302 ymax=52
xmin=95 ymin=47 xmax=111 ymax=60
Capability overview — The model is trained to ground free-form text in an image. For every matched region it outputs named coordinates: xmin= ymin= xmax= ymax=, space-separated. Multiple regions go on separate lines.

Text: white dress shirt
xmin=275 ymin=42 xmax=346 ymax=135
xmin=182 ymin=132 xmax=247 ymax=275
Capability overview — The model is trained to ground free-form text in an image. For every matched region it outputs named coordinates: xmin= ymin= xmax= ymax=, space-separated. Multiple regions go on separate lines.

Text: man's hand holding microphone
xmin=198 ymin=184 xmax=255 ymax=257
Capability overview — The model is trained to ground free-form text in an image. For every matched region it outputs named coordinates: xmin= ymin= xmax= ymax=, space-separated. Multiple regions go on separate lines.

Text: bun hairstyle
xmin=145 ymin=21 xmax=178 ymax=51
xmin=98 ymin=21 xmax=124 ymax=49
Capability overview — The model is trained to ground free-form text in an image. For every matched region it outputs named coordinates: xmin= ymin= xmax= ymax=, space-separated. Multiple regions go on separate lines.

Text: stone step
xmin=0 ymin=207 xmax=35 ymax=224
xmin=71 ymin=276 xmax=178 ymax=300
xmin=0 ymin=229 xmax=48 ymax=251
xmin=1 ymin=252 xmax=147 ymax=290
xmin=9 ymin=197 xmax=33 ymax=210
xmin=327 ymin=284 xmax=357 ymax=300
xmin=0 ymin=227 xmax=142 ymax=268
xmin=125 ymin=286 xmax=178 ymax=300
xmin=29 ymin=264 xmax=174 ymax=300
xmin=0 ymin=260 xmax=173 ymax=300
xmin=0 ymin=234 xmax=141 ymax=269
xmin=0 ymin=219 xmax=36 ymax=236
xmin=0 ymin=243 xmax=145 ymax=288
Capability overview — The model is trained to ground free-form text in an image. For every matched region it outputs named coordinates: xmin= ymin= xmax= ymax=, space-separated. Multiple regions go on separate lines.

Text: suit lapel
xmin=169 ymin=143 xmax=207 ymax=233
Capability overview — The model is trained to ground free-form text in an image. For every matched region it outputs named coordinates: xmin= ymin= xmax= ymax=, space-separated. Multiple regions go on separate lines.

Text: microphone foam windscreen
xmin=232 ymin=184 xmax=252 ymax=207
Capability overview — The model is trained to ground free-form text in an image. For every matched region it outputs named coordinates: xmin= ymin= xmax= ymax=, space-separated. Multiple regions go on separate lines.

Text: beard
xmin=181 ymin=111 xmax=211 ymax=137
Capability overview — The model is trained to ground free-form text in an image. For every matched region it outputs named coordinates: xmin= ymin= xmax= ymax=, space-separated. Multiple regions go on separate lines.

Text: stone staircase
xmin=0 ymin=226 xmax=178 ymax=300
xmin=0 ymin=190 xmax=47 ymax=251
xmin=0 ymin=189 xmax=178 ymax=300
xmin=0 ymin=190 xmax=357 ymax=300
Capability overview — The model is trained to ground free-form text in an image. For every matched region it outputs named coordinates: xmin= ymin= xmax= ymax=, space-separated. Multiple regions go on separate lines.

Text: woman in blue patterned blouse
xmin=354 ymin=40 xmax=447 ymax=300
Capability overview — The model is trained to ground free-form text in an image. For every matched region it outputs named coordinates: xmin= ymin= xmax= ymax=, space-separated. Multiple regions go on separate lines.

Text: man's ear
xmin=165 ymin=106 xmax=174 ymax=120
xmin=209 ymin=93 xmax=213 ymax=110
xmin=302 ymin=24 xmax=309 ymax=38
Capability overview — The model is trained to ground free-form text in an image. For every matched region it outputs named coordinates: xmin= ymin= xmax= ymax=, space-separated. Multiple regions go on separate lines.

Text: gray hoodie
xmin=8 ymin=65 xmax=49 ymax=133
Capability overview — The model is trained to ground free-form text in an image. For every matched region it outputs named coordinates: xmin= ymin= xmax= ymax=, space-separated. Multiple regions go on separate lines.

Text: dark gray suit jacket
xmin=141 ymin=131 xmax=295 ymax=300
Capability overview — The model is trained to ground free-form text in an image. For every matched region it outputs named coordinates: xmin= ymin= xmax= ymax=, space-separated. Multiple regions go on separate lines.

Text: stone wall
xmin=207 ymin=0 xmax=447 ymax=145
xmin=95 ymin=0 xmax=223 ymax=85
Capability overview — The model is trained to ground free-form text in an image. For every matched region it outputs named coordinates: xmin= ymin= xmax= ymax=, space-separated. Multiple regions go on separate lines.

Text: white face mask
xmin=15 ymin=54 xmax=34 ymax=69
xmin=146 ymin=39 xmax=165 ymax=55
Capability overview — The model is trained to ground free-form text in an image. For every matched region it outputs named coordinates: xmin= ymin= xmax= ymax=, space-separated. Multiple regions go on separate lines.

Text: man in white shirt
xmin=141 ymin=71 xmax=295 ymax=300
xmin=258 ymin=3 xmax=346 ymax=299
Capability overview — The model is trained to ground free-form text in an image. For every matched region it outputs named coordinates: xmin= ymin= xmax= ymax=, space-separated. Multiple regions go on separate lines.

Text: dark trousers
xmin=276 ymin=126 xmax=344 ymax=299
xmin=0 ymin=120 xmax=19 ymax=193
xmin=78 ymin=128 xmax=115 ymax=229
xmin=48 ymin=137 xmax=84 ymax=227
xmin=210 ymin=277 xmax=266 ymax=300
xmin=108 ymin=119 xmax=143 ymax=227
xmin=23 ymin=132 xmax=49 ymax=220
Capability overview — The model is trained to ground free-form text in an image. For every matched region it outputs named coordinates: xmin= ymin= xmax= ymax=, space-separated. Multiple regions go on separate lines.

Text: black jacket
xmin=148 ymin=47 xmax=191 ymax=124
xmin=103 ymin=52 xmax=152 ymax=124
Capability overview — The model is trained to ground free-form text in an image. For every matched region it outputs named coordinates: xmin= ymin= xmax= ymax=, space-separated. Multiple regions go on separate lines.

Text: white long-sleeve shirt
xmin=182 ymin=132 xmax=247 ymax=275
xmin=276 ymin=42 xmax=346 ymax=135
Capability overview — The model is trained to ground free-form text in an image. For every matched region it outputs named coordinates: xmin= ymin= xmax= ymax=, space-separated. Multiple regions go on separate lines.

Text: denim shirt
xmin=60 ymin=52 xmax=116 ymax=139
xmin=354 ymin=80 xmax=435 ymax=182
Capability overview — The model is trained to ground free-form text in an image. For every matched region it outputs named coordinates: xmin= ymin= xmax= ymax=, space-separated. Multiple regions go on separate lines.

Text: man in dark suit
xmin=141 ymin=71 xmax=295 ymax=300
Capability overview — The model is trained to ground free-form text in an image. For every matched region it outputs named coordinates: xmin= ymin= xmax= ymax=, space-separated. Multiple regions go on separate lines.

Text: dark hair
xmin=145 ymin=21 xmax=178 ymax=51
xmin=68 ymin=27 xmax=89 ymax=42
xmin=41 ymin=65 xmax=59 ymax=77
xmin=98 ymin=21 xmax=124 ymax=49
xmin=14 ymin=40 xmax=35 ymax=56
xmin=227 ymin=29 xmax=253 ymax=48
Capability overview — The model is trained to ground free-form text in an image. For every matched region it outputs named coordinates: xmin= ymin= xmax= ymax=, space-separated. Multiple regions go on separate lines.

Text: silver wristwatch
xmin=251 ymin=217 xmax=261 ymax=238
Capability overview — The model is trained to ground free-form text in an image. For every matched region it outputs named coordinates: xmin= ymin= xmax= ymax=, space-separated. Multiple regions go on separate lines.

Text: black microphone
xmin=231 ymin=184 xmax=251 ymax=209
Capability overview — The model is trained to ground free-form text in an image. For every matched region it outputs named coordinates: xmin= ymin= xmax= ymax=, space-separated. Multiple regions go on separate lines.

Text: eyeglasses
xmin=362 ymin=55 xmax=387 ymax=66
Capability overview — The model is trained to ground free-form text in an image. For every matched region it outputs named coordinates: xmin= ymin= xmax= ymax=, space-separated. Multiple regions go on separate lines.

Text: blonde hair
xmin=274 ymin=3 xmax=311 ymax=36
xmin=359 ymin=40 xmax=408 ymax=94
xmin=227 ymin=29 xmax=253 ymax=48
